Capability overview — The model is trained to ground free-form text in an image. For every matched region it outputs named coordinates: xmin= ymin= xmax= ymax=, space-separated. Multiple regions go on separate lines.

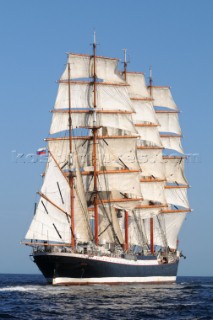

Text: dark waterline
xmin=0 ymin=274 xmax=212 ymax=319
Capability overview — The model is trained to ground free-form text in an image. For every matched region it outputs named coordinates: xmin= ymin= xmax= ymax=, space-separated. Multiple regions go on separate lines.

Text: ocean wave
xmin=0 ymin=286 xmax=38 ymax=292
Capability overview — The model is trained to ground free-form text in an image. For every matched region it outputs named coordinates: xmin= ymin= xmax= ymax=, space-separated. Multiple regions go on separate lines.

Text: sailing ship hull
xmin=33 ymin=252 xmax=179 ymax=285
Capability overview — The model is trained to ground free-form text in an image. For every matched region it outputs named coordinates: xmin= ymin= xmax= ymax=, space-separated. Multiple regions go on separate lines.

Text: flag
xmin=36 ymin=147 xmax=46 ymax=155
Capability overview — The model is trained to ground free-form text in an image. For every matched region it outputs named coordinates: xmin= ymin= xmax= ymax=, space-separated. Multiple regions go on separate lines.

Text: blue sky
xmin=0 ymin=0 xmax=212 ymax=276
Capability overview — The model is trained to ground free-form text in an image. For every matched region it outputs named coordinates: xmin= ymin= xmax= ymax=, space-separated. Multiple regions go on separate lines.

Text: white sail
xmin=126 ymin=72 xmax=150 ymax=99
xmin=157 ymin=212 xmax=187 ymax=249
xmin=140 ymin=180 xmax=166 ymax=204
xmin=134 ymin=206 xmax=162 ymax=219
xmin=128 ymin=214 xmax=141 ymax=246
xmin=151 ymin=87 xmax=178 ymax=110
xmin=164 ymin=157 xmax=188 ymax=185
xmin=137 ymin=148 xmax=165 ymax=179
xmin=132 ymin=100 xmax=159 ymax=125
xmin=93 ymin=56 xmax=124 ymax=83
xmin=25 ymin=154 xmax=92 ymax=243
xmin=96 ymin=138 xmax=139 ymax=170
xmin=160 ymin=135 xmax=184 ymax=154
xmin=61 ymin=54 xmax=124 ymax=83
xmin=54 ymin=83 xmax=91 ymax=109
xmin=48 ymin=137 xmax=139 ymax=170
xmin=156 ymin=112 xmax=181 ymax=134
xmin=54 ymin=83 xmax=133 ymax=111
xmin=83 ymin=171 xmax=141 ymax=197
xmin=137 ymin=126 xmax=162 ymax=147
xmin=98 ymin=205 xmax=114 ymax=244
xmin=25 ymin=157 xmax=71 ymax=243
xmin=141 ymin=211 xmax=187 ymax=249
xmin=98 ymin=205 xmax=124 ymax=245
xmin=111 ymin=207 xmax=125 ymax=244
xmin=128 ymin=207 xmax=161 ymax=246
xmin=61 ymin=54 xmax=91 ymax=80
xmin=95 ymin=85 xmax=134 ymax=111
xmin=50 ymin=111 xmax=137 ymax=134
xmin=73 ymin=153 xmax=93 ymax=242
xmin=165 ymin=186 xmax=189 ymax=208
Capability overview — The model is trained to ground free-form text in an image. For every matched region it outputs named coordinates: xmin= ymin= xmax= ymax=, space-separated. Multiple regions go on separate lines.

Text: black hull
xmin=33 ymin=252 xmax=179 ymax=285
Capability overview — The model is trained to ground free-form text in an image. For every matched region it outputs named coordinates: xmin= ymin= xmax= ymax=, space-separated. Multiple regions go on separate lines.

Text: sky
xmin=0 ymin=0 xmax=212 ymax=276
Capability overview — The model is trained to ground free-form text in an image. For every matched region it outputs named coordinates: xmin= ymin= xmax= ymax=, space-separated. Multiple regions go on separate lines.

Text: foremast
xmin=92 ymin=32 xmax=99 ymax=246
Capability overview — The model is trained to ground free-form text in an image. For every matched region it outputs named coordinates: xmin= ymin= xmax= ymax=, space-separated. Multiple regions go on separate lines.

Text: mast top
xmin=93 ymin=30 xmax=96 ymax=46
xmin=149 ymin=66 xmax=153 ymax=96
xmin=122 ymin=48 xmax=129 ymax=81
xmin=92 ymin=30 xmax=99 ymax=50
xmin=149 ymin=66 xmax=153 ymax=86
xmin=123 ymin=48 xmax=127 ymax=63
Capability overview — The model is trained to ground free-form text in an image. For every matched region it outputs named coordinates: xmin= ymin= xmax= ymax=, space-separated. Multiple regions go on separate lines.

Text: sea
xmin=0 ymin=274 xmax=212 ymax=320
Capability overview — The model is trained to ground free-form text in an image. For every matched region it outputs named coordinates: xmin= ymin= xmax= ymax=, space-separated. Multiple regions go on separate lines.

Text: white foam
xmin=0 ymin=286 xmax=38 ymax=292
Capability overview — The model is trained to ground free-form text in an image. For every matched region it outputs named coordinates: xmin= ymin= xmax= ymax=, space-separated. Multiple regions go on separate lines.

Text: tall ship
xmin=23 ymin=38 xmax=190 ymax=285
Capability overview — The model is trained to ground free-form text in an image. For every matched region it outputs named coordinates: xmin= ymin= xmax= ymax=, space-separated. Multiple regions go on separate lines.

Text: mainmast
xmin=92 ymin=31 xmax=99 ymax=246
xmin=68 ymin=62 xmax=75 ymax=249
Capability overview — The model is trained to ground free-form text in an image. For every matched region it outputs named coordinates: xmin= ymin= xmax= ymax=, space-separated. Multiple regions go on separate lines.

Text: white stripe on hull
xmin=53 ymin=276 xmax=176 ymax=285
xmin=35 ymin=252 xmax=160 ymax=266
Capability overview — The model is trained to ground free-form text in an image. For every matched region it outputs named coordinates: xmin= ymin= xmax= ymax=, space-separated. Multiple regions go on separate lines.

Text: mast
xmin=68 ymin=62 xmax=75 ymax=249
xmin=124 ymin=211 xmax=129 ymax=252
xmin=122 ymin=48 xmax=127 ymax=81
xmin=149 ymin=66 xmax=153 ymax=96
xmin=149 ymin=65 xmax=154 ymax=254
xmin=92 ymin=31 xmax=99 ymax=246
xmin=122 ymin=48 xmax=129 ymax=252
